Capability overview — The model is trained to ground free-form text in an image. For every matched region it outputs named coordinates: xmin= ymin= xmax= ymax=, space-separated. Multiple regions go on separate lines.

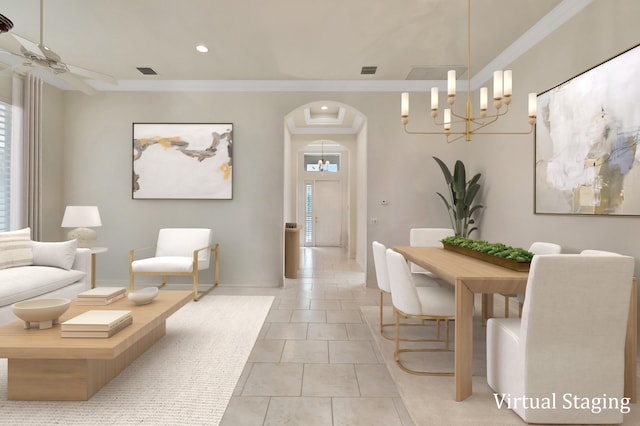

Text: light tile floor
xmin=219 ymin=247 xmax=415 ymax=426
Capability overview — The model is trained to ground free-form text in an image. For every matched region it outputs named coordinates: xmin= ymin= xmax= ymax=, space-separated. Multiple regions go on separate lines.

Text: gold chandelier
xmin=401 ymin=0 xmax=537 ymax=143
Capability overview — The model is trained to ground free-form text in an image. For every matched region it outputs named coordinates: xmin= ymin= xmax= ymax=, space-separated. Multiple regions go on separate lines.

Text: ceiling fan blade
xmin=9 ymin=64 xmax=35 ymax=75
xmin=0 ymin=33 xmax=31 ymax=56
xmin=7 ymin=33 xmax=44 ymax=58
xmin=55 ymin=71 xmax=97 ymax=95
xmin=66 ymin=63 xmax=117 ymax=85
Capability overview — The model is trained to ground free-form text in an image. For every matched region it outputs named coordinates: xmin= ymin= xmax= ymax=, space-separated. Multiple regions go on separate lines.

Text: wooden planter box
xmin=442 ymin=243 xmax=531 ymax=272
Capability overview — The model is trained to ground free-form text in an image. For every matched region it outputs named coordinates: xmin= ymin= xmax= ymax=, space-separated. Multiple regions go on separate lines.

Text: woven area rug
xmin=0 ymin=294 xmax=274 ymax=426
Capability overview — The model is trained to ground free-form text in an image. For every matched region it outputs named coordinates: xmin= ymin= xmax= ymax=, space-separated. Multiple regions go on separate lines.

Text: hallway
xmin=219 ymin=247 xmax=414 ymax=425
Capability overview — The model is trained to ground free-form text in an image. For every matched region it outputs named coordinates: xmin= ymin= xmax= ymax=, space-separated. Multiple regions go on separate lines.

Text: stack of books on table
xmin=75 ymin=287 xmax=126 ymax=305
xmin=61 ymin=310 xmax=133 ymax=338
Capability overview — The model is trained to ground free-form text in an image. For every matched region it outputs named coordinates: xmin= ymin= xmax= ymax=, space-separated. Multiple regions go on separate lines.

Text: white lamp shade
xmin=61 ymin=206 xmax=102 ymax=228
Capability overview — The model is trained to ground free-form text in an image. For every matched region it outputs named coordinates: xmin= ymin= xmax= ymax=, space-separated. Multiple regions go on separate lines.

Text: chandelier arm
xmin=404 ymin=124 xmax=534 ymax=137
xmin=403 ymin=125 xmax=454 ymax=135
xmin=446 ymin=133 xmax=467 ymax=144
xmin=467 ymin=114 xmax=503 ymax=132
xmin=470 ymin=125 xmax=535 ymax=136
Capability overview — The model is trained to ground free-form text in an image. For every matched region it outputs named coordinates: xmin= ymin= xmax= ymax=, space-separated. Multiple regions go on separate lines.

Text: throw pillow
xmin=32 ymin=239 xmax=78 ymax=270
xmin=0 ymin=227 xmax=33 ymax=270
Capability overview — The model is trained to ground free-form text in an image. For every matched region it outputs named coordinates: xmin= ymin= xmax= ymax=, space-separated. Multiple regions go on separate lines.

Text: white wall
xmin=57 ymin=91 xmax=440 ymax=287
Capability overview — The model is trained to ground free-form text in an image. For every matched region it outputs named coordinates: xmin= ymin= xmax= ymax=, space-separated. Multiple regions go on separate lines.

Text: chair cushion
xmin=486 ymin=318 xmax=522 ymax=397
xmin=416 ymin=285 xmax=455 ymax=317
xmin=0 ymin=228 xmax=33 ymax=270
xmin=131 ymin=256 xmax=195 ymax=273
xmin=0 ymin=266 xmax=85 ymax=306
xmin=156 ymin=228 xmax=212 ymax=269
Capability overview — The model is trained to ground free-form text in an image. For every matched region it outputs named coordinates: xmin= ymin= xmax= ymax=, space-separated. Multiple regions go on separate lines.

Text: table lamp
xmin=61 ymin=206 xmax=102 ymax=248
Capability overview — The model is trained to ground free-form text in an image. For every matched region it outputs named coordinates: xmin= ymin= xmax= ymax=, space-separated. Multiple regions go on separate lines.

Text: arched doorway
xmin=283 ymin=101 xmax=367 ymax=274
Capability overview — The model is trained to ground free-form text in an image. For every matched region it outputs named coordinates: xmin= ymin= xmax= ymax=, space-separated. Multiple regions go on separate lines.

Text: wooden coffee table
xmin=0 ymin=290 xmax=191 ymax=400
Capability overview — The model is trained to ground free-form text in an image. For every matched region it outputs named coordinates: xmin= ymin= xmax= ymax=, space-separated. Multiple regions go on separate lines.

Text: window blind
xmin=0 ymin=102 xmax=12 ymax=231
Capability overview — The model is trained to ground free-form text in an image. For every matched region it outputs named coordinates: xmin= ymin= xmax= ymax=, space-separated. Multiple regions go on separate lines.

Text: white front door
xmin=314 ymin=180 xmax=342 ymax=246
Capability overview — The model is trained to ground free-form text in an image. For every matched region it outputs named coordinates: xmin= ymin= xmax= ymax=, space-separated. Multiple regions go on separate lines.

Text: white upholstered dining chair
xmin=372 ymin=241 xmax=444 ymax=341
xmin=502 ymin=241 xmax=561 ymax=318
xmin=409 ymin=228 xmax=453 ymax=284
xmin=386 ymin=248 xmax=456 ymax=376
xmin=129 ymin=228 xmax=219 ymax=301
xmin=487 ymin=253 xmax=634 ymax=424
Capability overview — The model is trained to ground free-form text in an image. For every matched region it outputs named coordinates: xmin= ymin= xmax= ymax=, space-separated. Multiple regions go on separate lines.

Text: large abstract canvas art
xmin=535 ymin=44 xmax=640 ymax=215
xmin=132 ymin=123 xmax=233 ymax=199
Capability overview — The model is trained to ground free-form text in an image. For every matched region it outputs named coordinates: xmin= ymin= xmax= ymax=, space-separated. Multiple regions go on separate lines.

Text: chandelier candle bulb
xmin=431 ymin=87 xmax=439 ymax=111
xmin=447 ymin=70 xmax=456 ymax=99
xmin=528 ymin=93 xmax=537 ymax=123
xmin=480 ymin=87 xmax=488 ymax=114
xmin=503 ymin=70 xmax=512 ymax=95
xmin=444 ymin=109 xmax=452 ymax=131
xmin=401 ymin=92 xmax=409 ymax=118
xmin=493 ymin=70 xmax=503 ymax=100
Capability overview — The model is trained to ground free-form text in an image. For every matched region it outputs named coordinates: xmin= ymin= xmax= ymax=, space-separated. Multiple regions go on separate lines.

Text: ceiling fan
xmin=0 ymin=0 xmax=116 ymax=94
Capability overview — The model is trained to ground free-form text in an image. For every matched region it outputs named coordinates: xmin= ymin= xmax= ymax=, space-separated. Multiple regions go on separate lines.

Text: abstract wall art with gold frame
xmin=535 ymin=44 xmax=640 ymax=215
xmin=132 ymin=123 xmax=233 ymax=200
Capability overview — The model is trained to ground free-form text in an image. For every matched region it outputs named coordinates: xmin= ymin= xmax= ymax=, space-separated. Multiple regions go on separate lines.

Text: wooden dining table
xmin=393 ymin=246 xmax=637 ymax=402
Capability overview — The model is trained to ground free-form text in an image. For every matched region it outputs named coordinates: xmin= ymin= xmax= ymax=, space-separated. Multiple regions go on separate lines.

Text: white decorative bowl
xmin=128 ymin=287 xmax=159 ymax=305
xmin=12 ymin=298 xmax=71 ymax=329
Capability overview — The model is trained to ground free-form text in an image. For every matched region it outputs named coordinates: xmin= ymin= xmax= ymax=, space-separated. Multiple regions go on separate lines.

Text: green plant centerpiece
xmin=441 ymin=236 xmax=534 ymax=262
xmin=433 ymin=157 xmax=483 ymax=238
xmin=441 ymin=236 xmax=534 ymax=271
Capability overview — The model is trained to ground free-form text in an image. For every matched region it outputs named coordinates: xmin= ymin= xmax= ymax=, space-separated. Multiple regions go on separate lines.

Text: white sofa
xmin=0 ymin=228 xmax=91 ymax=325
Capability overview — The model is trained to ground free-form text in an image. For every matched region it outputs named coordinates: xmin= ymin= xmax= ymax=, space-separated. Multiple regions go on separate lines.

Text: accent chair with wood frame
xmin=129 ymin=228 xmax=219 ymax=301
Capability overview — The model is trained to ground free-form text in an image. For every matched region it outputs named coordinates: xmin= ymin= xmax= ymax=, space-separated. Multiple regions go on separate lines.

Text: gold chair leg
xmin=193 ymin=271 xmax=199 ymax=301
xmin=193 ymin=244 xmax=221 ymax=301
xmin=129 ymin=251 xmax=135 ymax=291
xmin=394 ymin=310 xmax=401 ymax=361
xmin=393 ymin=308 xmax=454 ymax=377
xmin=379 ymin=291 xmax=440 ymax=342
xmin=214 ymin=244 xmax=219 ymax=287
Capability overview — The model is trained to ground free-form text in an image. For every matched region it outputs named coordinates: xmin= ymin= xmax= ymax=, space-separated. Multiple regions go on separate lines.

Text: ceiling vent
xmin=360 ymin=66 xmax=377 ymax=75
xmin=136 ymin=67 xmax=158 ymax=75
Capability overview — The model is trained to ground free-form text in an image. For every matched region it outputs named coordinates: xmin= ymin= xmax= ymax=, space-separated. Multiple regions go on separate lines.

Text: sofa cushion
xmin=0 ymin=228 xmax=33 ymax=270
xmin=32 ymin=240 xmax=78 ymax=270
xmin=0 ymin=266 xmax=85 ymax=307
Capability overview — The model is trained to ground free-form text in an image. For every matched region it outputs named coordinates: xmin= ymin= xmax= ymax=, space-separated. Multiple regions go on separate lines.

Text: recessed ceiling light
xmin=196 ymin=44 xmax=209 ymax=53
xmin=320 ymin=105 xmax=328 ymax=110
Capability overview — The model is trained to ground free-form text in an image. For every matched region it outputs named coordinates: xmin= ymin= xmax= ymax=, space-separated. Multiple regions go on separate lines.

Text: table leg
xmin=454 ymin=279 xmax=474 ymax=401
xmin=91 ymin=252 xmax=96 ymax=289
xmin=481 ymin=293 xmax=493 ymax=325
